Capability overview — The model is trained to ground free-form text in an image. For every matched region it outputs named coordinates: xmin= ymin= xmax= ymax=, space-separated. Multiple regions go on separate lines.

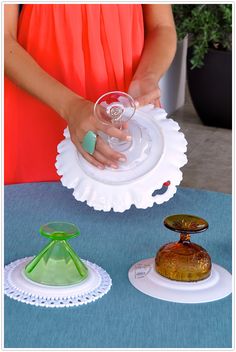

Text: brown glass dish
xmin=155 ymin=214 xmax=211 ymax=282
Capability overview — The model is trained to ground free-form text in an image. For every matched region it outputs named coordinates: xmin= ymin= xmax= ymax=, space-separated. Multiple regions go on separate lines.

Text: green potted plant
xmin=173 ymin=4 xmax=232 ymax=129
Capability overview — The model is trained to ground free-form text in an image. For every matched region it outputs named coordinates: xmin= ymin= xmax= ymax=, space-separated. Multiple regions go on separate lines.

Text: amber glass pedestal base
xmin=155 ymin=215 xmax=212 ymax=282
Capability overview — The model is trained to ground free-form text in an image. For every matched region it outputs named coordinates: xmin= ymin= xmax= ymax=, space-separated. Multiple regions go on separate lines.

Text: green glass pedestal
xmin=24 ymin=222 xmax=88 ymax=286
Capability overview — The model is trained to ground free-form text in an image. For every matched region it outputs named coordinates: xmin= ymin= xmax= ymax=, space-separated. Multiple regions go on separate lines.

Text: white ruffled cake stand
xmin=56 ymin=105 xmax=188 ymax=212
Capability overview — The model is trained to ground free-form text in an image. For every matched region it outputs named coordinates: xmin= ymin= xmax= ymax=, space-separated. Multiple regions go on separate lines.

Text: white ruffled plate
xmin=4 ymin=257 xmax=112 ymax=308
xmin=56 ymin=105 xmax=187 ymax=212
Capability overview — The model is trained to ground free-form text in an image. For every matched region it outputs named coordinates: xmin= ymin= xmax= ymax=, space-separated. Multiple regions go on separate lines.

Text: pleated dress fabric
xmin=4 ymin=4 xmax=144 ymax=184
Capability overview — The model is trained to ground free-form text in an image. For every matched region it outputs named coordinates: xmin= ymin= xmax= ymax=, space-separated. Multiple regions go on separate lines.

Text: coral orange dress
xmin=4 ymin=4 xmax=144 ymax=184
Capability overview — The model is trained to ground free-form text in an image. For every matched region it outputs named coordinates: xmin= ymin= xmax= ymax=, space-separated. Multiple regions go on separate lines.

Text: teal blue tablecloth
xmin=4 ymin=182 xmax=232 ymax=348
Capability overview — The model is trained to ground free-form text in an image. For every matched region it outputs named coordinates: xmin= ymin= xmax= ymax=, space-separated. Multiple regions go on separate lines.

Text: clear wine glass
xmin=94 ymin=91 xmax=136 ymax=152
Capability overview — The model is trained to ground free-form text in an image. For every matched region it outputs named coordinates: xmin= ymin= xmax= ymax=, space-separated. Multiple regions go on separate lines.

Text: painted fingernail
xmin=119 ymin=157 xmax=126 ymax=162
xmin=126 ymin=135 xmax=132 ymax=141
xmin=111 ymin=163 xmax=118 ymax=169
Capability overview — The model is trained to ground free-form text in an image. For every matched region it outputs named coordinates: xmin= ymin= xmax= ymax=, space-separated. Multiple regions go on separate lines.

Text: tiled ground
xmin=170 ymin=87 xmax=232 ymax=194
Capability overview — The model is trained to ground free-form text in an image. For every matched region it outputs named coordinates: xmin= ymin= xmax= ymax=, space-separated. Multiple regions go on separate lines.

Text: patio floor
xmin=170 ymin=86 xmax=232 ymax=194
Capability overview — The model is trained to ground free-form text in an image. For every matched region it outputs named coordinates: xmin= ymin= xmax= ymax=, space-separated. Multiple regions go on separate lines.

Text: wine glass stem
xmin=179 ymin=233 xmax=191 ymax=243
xmin=108 ymin=121 xmax=131 ymax=151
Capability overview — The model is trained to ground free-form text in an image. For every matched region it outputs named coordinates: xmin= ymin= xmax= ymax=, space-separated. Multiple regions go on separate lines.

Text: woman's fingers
xmin=93 ymin=149 xmax=118 ymax=169
xmin=67 ymin=99 xmax=129 ymax=169
xmin=134 ymin=87 xmax=161 ymax=107
xmin=96 ymin=136 xmax=126 ymax=163
xmin=96 ymin=120 xmax=131 ymax=141
xmin=105 ymin=125 xmax=132 ymax=141
xmin=72 ymin=133 xmax=126 ymax=169
xmin=153 ymin=98 xmax=161 ymax=108
xmin=75 ymin=141 xmax=105 ymax=170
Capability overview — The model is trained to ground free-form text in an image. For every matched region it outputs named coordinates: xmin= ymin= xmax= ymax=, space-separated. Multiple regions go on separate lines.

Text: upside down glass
xmin=155 ymin=215 xmax=212 ymax=282
xmin=24 ymin=222 xmax=88 ymax=286
xmin=94 ymin=91 xmax=136 ymax=152
xmin=94 ymin=91 xmax=152 ymax=170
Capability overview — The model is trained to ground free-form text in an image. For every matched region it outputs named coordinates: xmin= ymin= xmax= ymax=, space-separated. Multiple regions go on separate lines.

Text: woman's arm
xmin=4 ymin=4 xmax=128 ymax=169
xmin=128 ymin=4 xmax=177 ymax=106
xmin=135 ymin=4 xmax=177 ymax=82
xmin=4 ymin=4 xmax=79 ymax=119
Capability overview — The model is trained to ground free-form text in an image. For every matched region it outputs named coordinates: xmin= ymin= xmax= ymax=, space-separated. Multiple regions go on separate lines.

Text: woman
xmin=4 ymin=4 xmax=177 ymax=184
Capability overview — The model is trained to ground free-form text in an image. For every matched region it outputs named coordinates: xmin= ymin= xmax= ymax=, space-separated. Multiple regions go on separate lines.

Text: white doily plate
xmin=4 ymin=257 xmax=112 ymax=308
xmin=128 ymin=258 xmax=232 ymax=304
xmin=56 ymin=105 xmax=187 ymax=212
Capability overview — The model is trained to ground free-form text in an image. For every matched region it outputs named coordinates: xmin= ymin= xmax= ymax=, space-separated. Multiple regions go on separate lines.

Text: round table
xmin=4 ymin=182 xmax=232 ymax=348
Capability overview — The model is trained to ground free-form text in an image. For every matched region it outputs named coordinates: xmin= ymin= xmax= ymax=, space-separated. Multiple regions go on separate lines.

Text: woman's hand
xmin=64 ymin=97 xmax=130 ymax=169
xmin=128 ymin=75 xmax=161 ymax=108
xmin=128 ymin=5 xmax=177 ymax=108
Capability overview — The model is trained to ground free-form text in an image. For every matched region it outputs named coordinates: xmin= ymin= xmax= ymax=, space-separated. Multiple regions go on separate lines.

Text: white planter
xmin=159 ymin=35 xmax=188 ymax=114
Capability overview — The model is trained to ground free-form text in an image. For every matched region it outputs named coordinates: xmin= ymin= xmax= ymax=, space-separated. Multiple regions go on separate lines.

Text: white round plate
xmin=4 ymin=257 xmax=112 ymax=308
xmin=128 ymin=258 xmax=232 ymax=304
xmin=56 ymin=105 xmax=187 ymax=212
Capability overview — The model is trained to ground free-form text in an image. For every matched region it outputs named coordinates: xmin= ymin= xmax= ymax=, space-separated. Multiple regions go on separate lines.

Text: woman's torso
xmin=5 ymin=4 xmax=144 ymax=184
